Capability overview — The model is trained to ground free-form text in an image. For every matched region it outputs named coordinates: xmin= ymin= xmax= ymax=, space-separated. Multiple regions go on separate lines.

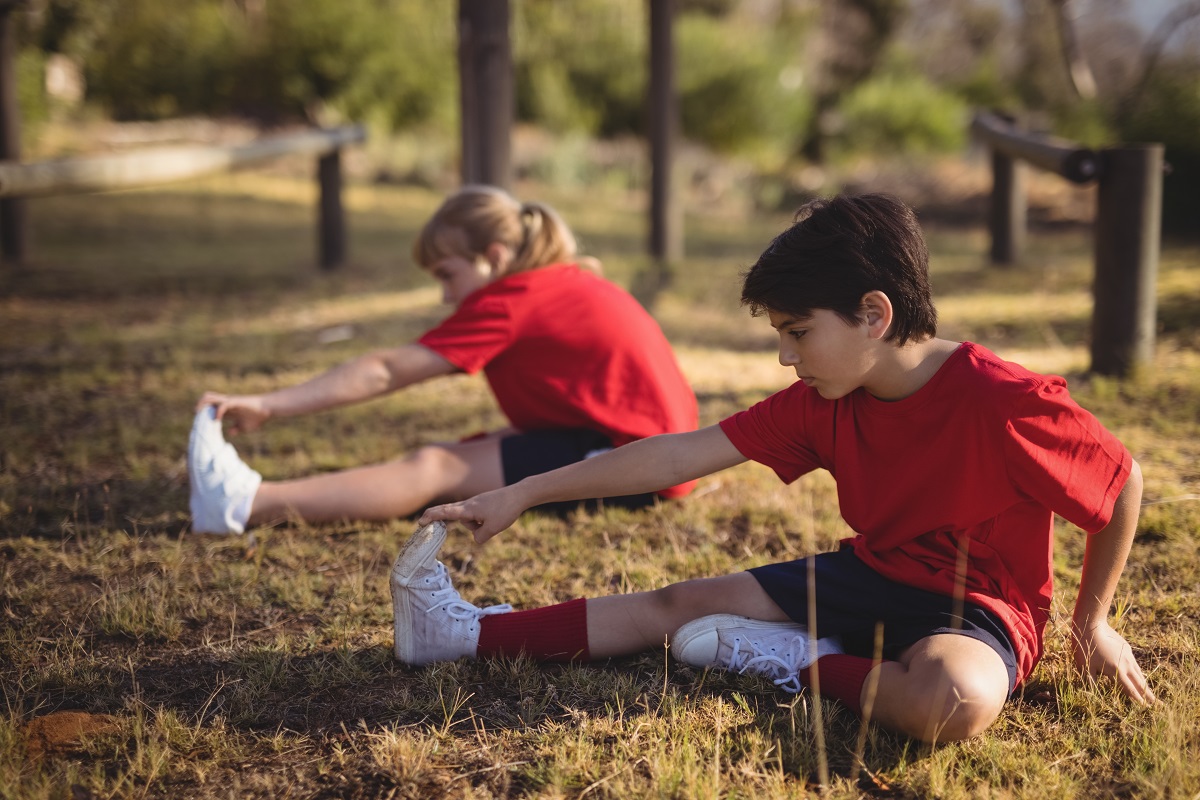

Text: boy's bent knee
xmin=922 ymin=685 xmax=1004 ymax=741
xmin=882 ymin=636 xmax=1010 ymax=742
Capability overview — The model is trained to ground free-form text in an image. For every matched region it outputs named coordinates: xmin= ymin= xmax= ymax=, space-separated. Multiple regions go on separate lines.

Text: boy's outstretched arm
xmin=1071 ymin=459 xmax=1156 ymax=704
xmin=419 ymin=424 xmax=747 ymax=543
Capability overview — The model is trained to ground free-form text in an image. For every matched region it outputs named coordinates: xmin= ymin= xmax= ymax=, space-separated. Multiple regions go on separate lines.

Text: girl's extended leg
xmin=250 ymin=434 xmax=505 ymax=526
xmin=190 ymin=408 xmax=509 ymax=533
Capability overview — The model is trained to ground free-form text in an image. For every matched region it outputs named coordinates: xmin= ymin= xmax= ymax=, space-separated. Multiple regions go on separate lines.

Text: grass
xmin=1 ymin=166 xmax=1199 ymax=799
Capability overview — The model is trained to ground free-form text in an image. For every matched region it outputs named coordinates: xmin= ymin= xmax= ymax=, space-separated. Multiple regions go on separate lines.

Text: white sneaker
xmin=671 ymin=614 xmax=842 ymax=694
xmin=391 ymin=521 xmax=513 ymax=665
xmin=188 ymin=406 xmax=262 ymax=535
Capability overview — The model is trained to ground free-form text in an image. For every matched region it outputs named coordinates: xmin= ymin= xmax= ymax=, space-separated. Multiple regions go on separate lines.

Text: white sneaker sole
xmin=391 ymin=521 xmax=448 ymax=663
xmin=671 ymin=614 xmax=808 ymax=668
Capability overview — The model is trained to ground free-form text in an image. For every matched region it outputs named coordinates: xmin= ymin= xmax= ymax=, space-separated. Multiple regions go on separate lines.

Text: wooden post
xmin=457 ymin=0 xmax=512 ymax=189
xmin=0 ymin=1 xmax=26 ymax=264
xmin=989 ymin=150 xmax=1026 ymax=265
xmin=1090 ymin=144 xmax=1163 ymax=377
xmin=317 ymin=148 xmax=345 ymax=270
xmin=648 ymin=0 xmax=682 ymax=264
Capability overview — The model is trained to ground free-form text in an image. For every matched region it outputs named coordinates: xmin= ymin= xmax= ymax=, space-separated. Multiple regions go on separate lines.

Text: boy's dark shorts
xmin=751 ymin=545 xmax=1019 ymax=694
xmin=499 ymin=428 xmax=659 ymax=515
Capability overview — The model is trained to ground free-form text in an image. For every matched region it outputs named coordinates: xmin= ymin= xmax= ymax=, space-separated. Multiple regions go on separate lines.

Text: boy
xmin=396 ymin=193 xmax=1155 ymax=743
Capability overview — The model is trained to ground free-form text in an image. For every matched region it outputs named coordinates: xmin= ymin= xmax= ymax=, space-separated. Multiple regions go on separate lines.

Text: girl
xmin=188 ymin=186 xmax=698 ymax=534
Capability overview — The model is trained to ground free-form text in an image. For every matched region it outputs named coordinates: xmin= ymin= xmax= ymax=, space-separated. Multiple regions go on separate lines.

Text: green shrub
xmin=514 ymin=0 xmax=646 ymax=137
xmin=675 ymin=14 xmax=813 ymax=159
xmin=249 ymin=0 xmax=455 ymax=130
xmin=16 ymin=48 xmax=49 ymax=141
xmin=47 ymin=0 xmax=456 ymax=132
xmin=1050 ymin=98 xmax=1116 ymax=150
xmin=85 ymin=0 xmax=239 ymax=120
xmin=835 ymin=70 xmax=969 ymax=156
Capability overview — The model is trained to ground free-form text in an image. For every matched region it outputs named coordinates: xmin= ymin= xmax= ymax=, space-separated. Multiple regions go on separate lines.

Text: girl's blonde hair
xmin=412 ymin=185 xmax=578 ymax=273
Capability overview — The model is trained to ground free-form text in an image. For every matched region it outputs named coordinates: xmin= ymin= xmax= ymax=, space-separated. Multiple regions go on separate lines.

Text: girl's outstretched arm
xmin=197 ymin=345 xmax=456 ymax=435
xmin=419 ymin=424 xmax=747 ymax=543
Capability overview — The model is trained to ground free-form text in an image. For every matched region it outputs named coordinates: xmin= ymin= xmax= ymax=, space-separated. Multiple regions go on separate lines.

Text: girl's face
xmin=429 ymin=255 xmax=494 ymax=306
xmin=769 ymin=307 xmax=874 ymax=400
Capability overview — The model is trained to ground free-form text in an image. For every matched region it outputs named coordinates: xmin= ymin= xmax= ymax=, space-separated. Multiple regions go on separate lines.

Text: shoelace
xmin=424 ymin=562 xmax=513 ymax=622
xmin=728 ymin=635 xmax=810 ymax=694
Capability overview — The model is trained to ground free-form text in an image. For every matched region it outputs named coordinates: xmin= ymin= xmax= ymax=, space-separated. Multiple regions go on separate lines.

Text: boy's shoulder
xmin=946 ymin=342 xmax=1065 ymax=396
xmin=914 ymin=342 xmax=1082 ymax=427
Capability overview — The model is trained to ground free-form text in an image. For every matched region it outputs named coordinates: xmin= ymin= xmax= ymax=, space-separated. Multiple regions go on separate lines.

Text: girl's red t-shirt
xmin=719 ymin=342 xmax=1131 ymax=685
xmin=418 ymin=263 xmax=698 ymax=498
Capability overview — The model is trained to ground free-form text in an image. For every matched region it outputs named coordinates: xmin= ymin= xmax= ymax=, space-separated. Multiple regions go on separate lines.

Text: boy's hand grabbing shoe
xmin=671 ymin=614 xmax=842 ymax=694
xmin=391 ymin=521 xmax=513 ymax=665
xmin=188 ymin=406 xmax=262 ymax=535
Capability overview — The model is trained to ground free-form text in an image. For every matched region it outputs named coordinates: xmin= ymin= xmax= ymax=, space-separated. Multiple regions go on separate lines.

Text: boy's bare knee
xmin=903 ymin=677 xmax=1005 ymax=742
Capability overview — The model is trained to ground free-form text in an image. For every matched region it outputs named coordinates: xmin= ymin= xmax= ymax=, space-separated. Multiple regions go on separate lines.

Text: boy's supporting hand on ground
xmin=1071 ymin=619 xmax=1156 ymax=705
xmin=1070 ymin=459 xmax=1156 ymax=705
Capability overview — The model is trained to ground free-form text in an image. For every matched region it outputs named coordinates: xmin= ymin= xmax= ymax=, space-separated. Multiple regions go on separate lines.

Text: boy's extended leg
xmin=475 ymin=573 xmax=789 ymax=661
xmin=391 ymin=520 xmax=790 ymax=663
xmin=391 ymin=526 xmax=1006 ymax=742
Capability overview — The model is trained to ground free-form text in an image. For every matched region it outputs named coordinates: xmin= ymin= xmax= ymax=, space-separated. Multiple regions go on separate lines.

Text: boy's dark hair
xmin=741 ymin=193 xmax=937 ymax=344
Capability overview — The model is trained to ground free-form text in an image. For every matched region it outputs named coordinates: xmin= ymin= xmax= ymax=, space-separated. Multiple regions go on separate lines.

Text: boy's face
xmin=428 ymin=255 xmax=494 ymax=306
xmin=769 ymin=307 xmax=874 ymax=400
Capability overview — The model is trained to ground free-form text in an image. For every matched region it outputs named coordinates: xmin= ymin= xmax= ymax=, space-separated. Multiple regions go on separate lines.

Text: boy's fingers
xmin=1114 ymin=648 xmax=1157 ymax=705
xmin=418 ymin=502 xmax=474 ymax=526
xmin=1124 ymin=666 xmax=1156 ymax=706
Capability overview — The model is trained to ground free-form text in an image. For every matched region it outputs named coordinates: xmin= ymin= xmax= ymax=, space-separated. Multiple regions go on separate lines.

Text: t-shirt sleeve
xmin=719 ymin=384 xmax=823 ymax=484
xmin=1003 ymin=379 xmax=1132 ymax=533
xmin=416 ymin=295 xmax=514 ymax=375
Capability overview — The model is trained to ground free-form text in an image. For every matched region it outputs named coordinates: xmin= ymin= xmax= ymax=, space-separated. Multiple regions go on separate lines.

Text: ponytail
xmin=510 ymin=201 xmax=576 ymax=272
xmin=413 ymin=186 xmax=578 ymax=274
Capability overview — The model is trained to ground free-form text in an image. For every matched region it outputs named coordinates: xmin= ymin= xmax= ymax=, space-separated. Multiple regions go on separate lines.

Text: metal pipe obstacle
xmin=970 ymin=111 xmax=1163 ymax=378
xmin=0 ymin=125 xmax=367 ymax=270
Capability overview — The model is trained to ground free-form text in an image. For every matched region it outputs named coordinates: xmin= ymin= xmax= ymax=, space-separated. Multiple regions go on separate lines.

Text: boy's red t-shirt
xmin=418 ymin=263 xmax=699 ymax=498
xmin=719 ymin=342 xmax=1131 ymax=685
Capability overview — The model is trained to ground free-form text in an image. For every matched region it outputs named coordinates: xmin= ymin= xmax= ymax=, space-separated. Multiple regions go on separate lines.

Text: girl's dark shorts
xmin=499 ymin=428 xmax=659 ymax=515
xmin=751 ymin=545 xmax=1019 ymax=694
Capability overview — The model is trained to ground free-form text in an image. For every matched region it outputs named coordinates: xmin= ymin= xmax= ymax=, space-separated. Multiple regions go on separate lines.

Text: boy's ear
xmin=860 ymin=291 xmax=894 ymax=339
xmin=483 ymin=242 xmax=512 ymax=275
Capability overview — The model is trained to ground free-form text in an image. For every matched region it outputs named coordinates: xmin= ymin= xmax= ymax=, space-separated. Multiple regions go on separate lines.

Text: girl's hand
xmin=1072 ymin=620 xmax=1157 ymax=705
xmin=195 ymin=392 xmax=272 ymax=436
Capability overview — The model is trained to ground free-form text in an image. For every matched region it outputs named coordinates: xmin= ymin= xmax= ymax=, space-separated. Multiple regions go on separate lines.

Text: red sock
xmin=801 ymin=654 xmax=879 ymax=715
xmin=477 ymin=597 xmax=590 ymax=662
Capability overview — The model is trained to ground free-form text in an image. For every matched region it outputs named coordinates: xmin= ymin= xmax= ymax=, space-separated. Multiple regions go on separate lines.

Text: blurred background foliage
xmin=10 ymin=0 xmax=1200 ymax=232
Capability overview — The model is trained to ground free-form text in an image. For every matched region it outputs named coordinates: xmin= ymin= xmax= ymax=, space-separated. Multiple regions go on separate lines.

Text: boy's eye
xmin=789 ymin=329 xmax=807 ymax=340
